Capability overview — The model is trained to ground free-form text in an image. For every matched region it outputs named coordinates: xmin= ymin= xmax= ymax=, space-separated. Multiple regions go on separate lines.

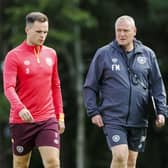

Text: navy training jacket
xmin=83 ymin=40 xmax=167 ymax=127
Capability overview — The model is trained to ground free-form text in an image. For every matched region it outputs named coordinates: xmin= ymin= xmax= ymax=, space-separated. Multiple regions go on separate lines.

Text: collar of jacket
xmin=110 ymin=39 xmax=144 ymax=55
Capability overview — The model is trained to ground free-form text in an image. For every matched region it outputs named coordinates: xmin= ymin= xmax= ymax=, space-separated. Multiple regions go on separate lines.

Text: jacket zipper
xmin=126 ymin=67 xmax=132 ymax=123
xmin=34 ymin=47 xmax=40 ymax=63
xmin=124 ymin=52 xmax=136 ymax=124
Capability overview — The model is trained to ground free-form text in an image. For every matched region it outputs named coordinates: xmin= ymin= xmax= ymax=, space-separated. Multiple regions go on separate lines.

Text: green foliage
xmin=0 ymin=93 xmax=10 ymax=122
xmin=149 ymin=0 xmax=168 ymax=9
xmin=37 ymin=0 xmax=61 ymax=10
xmin=148 ymin=0 xmax=168 ymax=24
xmin=49 ymin=29 xmax=74 ymax=43
xmin=4 ymin=4 xmax=39 ymax=46
xmin=61 ymin=7 xmax=97 ymax=27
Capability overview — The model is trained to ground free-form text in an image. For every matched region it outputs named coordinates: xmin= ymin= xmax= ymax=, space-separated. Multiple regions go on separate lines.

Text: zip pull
xmin=34 ymin=47 xmax=40 ymax=63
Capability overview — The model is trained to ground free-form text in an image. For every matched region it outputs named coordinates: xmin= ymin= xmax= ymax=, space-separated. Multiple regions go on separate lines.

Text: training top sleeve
xmin=3 ymin=52 xmax=25 ymax=114
xmin=52 ymin=51 xmax=64 ymax=120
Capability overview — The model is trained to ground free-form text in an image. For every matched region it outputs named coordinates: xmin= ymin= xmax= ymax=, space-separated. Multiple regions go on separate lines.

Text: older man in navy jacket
xmin=83 ymin=15 xmax=167 ymax=168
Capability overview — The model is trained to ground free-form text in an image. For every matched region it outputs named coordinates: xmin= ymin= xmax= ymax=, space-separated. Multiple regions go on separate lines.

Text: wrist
xmin=59 ymin=113 xmax=64 ymax=122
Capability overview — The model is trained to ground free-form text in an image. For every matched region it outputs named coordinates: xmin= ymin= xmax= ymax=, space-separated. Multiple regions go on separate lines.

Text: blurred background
xmin=1 ymin=0 xmax=168 ymax=167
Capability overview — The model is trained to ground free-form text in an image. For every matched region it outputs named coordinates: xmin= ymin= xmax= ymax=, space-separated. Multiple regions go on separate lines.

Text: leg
xmin=13 ymin=152 xmax=31 ymax=168
xmin=110 ymin=144 xmax=129 ymax=168
xmin=39 ymin=146 xmax=60 ymax=168
xmin=126 ymin=127 xmax=146 ymax=168
xmin=36 ymin=118 xmax=60 ymax=168
xmin=127 ymin=150 xmax=138 ymax=168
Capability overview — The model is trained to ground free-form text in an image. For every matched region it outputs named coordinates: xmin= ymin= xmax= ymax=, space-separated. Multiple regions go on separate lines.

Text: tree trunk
xmin=74 ymin=24 xmax=85 ymax=168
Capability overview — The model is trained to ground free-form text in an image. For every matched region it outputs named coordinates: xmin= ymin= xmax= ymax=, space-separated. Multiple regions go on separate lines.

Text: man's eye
xmin=36 ymin=31 xmax=47 ymax=34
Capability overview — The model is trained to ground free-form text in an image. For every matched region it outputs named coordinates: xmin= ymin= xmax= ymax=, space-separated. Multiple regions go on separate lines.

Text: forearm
xmin=4 ymin=86 xmax=25 ymax=113
xmin=52 ymin=85 xmax=64 ymax=120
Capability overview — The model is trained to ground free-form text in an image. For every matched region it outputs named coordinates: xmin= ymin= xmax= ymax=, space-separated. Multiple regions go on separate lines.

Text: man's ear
xmin=134 ymin=27 xmax=137 ymax=36
xmin=25 ymin=26 xmax=28 ymax=33
xmin=25 ymin=25 xmax=31 ymax=34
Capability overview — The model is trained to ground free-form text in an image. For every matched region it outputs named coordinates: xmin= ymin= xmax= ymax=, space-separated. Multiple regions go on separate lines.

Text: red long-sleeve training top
xmin=3 ymin=41 xmax=64 ymax=123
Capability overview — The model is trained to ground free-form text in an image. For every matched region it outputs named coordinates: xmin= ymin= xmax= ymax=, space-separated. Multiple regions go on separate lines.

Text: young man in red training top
xmin=3 ymin=11 xmax=65 ymax=168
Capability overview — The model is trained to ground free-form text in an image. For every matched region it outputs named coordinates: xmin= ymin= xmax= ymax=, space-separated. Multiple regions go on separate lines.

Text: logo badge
xmin=112 ymin=135 xmax=120 ymax=142
xmin=112 ymin=58 xmax=118 ymax=63
xmin=24 ymin=60 xmax=30 ymax=65
xmin=137 ymin=56 xmax=147 ymax=64
xmin=46 ymin=57 xmax=53 ymax=66
xmin=16 ymin=146 xmax=24 ymax=153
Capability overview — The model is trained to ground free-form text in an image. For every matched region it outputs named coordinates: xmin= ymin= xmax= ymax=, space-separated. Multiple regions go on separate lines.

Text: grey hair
xmin=115 ymin=15 xmax=136 ymax=28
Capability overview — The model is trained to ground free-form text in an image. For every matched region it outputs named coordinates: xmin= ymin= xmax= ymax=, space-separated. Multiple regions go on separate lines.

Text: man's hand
xmin=59 ymin=120 xmax=65 ymax=134
xmin=18 ymin=108 xmax=34 ymax=123
xmin=91 ymin=114 xmax=104 ymax=127
xmin=155 ymin=114 xmax=165 ymax=128
xmin=58 ymin=113 xmax=65 ymax=134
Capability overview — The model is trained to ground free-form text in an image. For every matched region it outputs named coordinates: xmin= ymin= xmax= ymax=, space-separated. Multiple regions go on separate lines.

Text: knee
xmin=113 ymin=152 xmax=127 ymax=164
xmin=127 ymin=158 xmax=136 ymax=168
xmin=14 ymin=159 xmax=29 ymax=168
xmin=43 ymin=157 xmax=60 ymax=168
xmin=13 ymin=152 xmax=31 ymax=168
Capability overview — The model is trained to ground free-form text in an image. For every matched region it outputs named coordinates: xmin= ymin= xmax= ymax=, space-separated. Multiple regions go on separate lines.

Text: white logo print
xmin=112 ymin=64 xmax=120 ymax=71
xmin=138 ymin=144 xmax=142 ymax=149
xmin=46 ymin=57 xmax=53 ymax=66
xmin=24 ymin=60 xmax=30 ymax=74
xmin=112 ymin=58 xmax=118 ymax=63
xmin=54 ymin=139 xmax=59 ymax=144
xmin=137 ymin=56 xmax=147 ymax=64
xmin=24 ymin=60 xmax=30 ymax=65
xmin=16 ymin=146 xmax=24 ymax=153
xmin=25 ymin=68 xmax=30 ymax=74
xmin=55 ymin=132 xmax=58 ymax=138
xmin=112 ymin=135 xmax=120 ymax=142
xmin=138 ymin=135 xmax=146 ymax=149
xmin=53 ymin=132 xmax=59 ymax=144
xmin=140 ymin=135 xmax=146 ymax=142
xmin=111 ymin=58 xmax=120 ymax=71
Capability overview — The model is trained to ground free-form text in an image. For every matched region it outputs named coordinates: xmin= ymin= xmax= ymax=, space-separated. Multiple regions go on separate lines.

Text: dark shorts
xmin=103 ymin=125 xmax=147 ymax=152
xmin=10 ymin=117 xmax=60 ymax=155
